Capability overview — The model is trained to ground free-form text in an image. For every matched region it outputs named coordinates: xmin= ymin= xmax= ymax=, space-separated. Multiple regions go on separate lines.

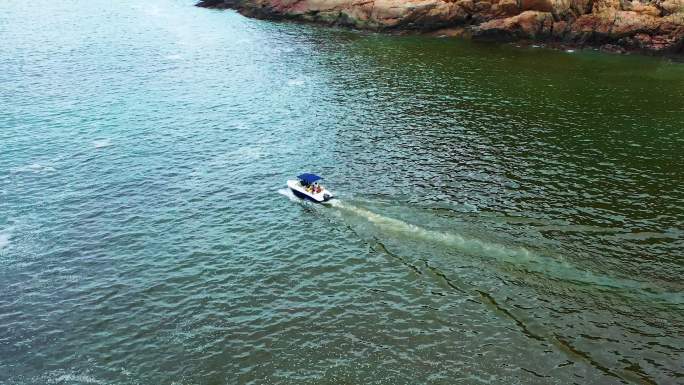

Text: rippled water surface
xmin=1 ymin=0 xmax=683 ymax=384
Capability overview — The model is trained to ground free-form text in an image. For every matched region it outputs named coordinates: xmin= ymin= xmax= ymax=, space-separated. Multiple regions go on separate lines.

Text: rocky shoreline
xmin=197 ymin=0 xmax=684 ymax=54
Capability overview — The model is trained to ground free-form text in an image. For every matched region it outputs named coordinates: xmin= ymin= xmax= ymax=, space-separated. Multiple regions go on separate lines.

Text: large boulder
xmin=367 ymin=0 xmax=474 ymax=28
xmin=658 ymin=0 xmax=684 ymax=15
xmin=625 ymin=1 xmax=661 ymax=16
xmin=520 ymin=0 xmax=555 ymax=12
xmin=591 ymin=0 xmax=620 ymax=13
xmin=492 ymin=0 xmax=521 ymax=16
xmin=570 ymin=0 xmax=593 ymax=15
xmin=474 ymin=10 xmax=555 ymax=38
xmin=519 ymin=0 xmax=572 ymax=16
xmin=610 ymin=10 xmax=661 ymax=37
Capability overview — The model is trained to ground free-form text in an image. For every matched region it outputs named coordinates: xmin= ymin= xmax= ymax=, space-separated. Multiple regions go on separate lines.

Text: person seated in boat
xmin=315 ymin=184 xmax=322 ymax=194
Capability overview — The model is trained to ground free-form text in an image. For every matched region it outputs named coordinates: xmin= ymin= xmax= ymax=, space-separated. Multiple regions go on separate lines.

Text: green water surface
xmin=1 ymin=0 xmax=683 ymax=384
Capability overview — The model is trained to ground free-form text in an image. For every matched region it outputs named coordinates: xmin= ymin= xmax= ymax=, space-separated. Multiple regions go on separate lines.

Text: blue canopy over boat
xmin=297 ymin=173 xmax=322 ymax=184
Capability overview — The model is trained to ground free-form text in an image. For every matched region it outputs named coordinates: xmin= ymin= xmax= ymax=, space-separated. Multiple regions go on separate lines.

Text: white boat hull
xmin=287 ymin=180 xmax=333 ymax=203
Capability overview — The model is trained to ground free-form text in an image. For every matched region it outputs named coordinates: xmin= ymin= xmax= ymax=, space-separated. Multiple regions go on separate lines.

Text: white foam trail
xmin=331 ymin=200 xmax=537 ymax=262
xmin=12 ymin=163 xmax=55 ymax=173
xmin=0 ymin=231 xmax=10 ymax=250
xmin=143 ymin=6 xmax=162 ymax=16
xmin=93 ymin=139 xmax=112 ymax=148
xmin=278 ymin=188 xmax=301 ymax=203
xmin=52 ymin=373 xmax=103 ymax=385
xmin=330 ymin=200 xmax=683 ymax=303
xmin=287 ymin=78 xmax=305 ymax=86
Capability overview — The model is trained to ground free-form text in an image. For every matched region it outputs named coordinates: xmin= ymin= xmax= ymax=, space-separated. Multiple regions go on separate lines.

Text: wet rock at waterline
xmin=197 ymin=0 xmax=684 ymax=54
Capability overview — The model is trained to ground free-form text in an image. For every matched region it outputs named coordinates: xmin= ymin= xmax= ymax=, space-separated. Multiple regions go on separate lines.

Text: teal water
xmin=1 ymin=0 xmax=683 ymax=384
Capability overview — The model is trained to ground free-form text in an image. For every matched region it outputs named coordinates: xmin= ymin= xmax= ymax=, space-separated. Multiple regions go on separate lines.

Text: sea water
xmin=1 ymin=0 xmax=683 ymax=383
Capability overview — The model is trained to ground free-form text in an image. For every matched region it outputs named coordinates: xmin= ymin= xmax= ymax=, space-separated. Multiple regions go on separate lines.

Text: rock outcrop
xmin=197 ymin=0 xmax=684 ymax=53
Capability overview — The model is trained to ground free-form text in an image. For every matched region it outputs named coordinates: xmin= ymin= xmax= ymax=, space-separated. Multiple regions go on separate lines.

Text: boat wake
xmin=93 ymin=139 xmax=113 ymax=149
xmin=278 ymin=188 xmax=305 ymax=203
xmin=0 ymin=229 xmax=11 ymax=251
xmin=11 ymin=163 xmax=56 ymax=174
xmin=329 ymin=199 xmax=538 ymax=262
xmin=279 ymin=189 xmax=681 ymax=305
xmin=325 ymin=199 xmax=682 ymax=306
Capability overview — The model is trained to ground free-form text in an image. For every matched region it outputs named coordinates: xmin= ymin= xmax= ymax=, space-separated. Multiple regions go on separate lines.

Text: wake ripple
xmin=277 ymin=188 xmax=300 ymax=203
xmin=328 ymin=200 xmax=682 ymax=306
xmin=331 ymin=199 xmax=538 ymax=261
xmin=93 ymin=139 xmax=112 ymax=149
xmin=0 ymin=230 xmax=10 ymax=250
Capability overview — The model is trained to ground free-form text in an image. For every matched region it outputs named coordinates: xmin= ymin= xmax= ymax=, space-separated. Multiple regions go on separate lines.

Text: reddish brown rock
xmin=475 ymin=10 xmax=555 ymax=38
xmin=626 ymin=1 xmax=661 ymax=17
xmin=550 ymin=0 xmax=573 ymax=20
xmin=610 ymin=11 xmax=660 ymax=37
xmin=552 ymin=19 xmax=569 ymax=36
xmin=592 ymin=0 xmax=620 ymax=13
xmin=521 ymin=0 xmax=554 ymax=12
xmin=659 ymin=0 xmax=684 ymax=15
xmin=570 ymin=0 xmax=593 ymax=15
xmin=198 ymin=0 xmax=684 ymax=54
xmin=492 ymin=0 xmax=520 ymax=16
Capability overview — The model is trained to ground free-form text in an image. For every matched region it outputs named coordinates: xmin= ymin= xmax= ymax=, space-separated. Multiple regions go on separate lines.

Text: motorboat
xmin=287 ymin=173 xmax=334 ymax=203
